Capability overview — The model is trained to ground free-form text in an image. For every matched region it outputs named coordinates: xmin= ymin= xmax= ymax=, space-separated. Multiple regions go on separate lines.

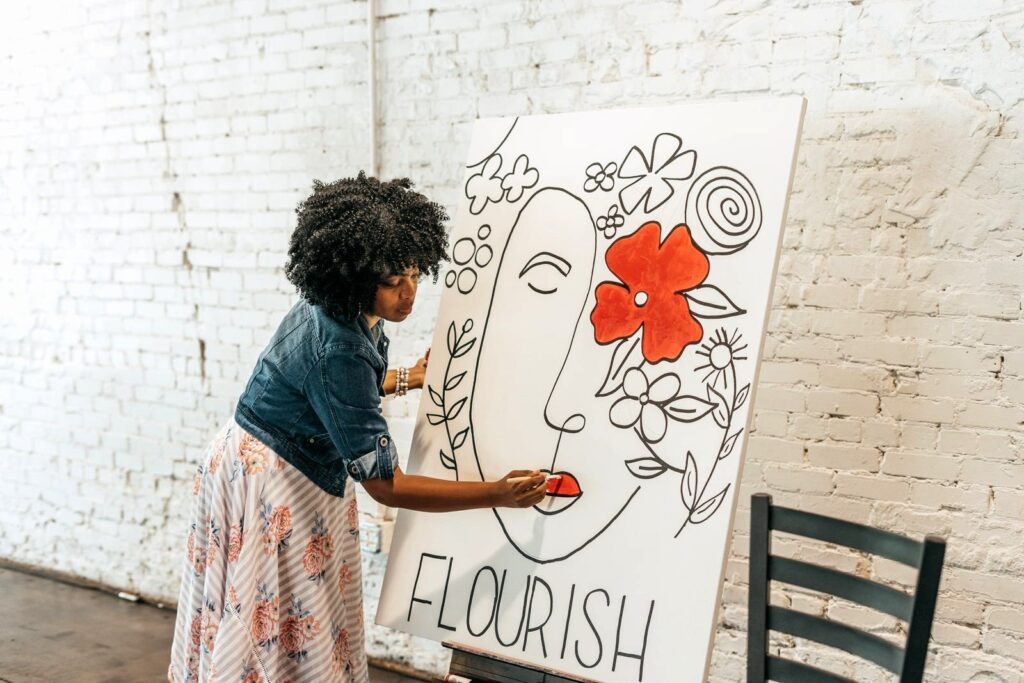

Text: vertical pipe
xmin=367 ymin=0 xmax=378 ymax=177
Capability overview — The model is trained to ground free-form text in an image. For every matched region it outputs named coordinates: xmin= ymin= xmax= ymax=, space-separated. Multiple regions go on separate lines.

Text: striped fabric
xmin=168 ymin=417 xmax=369 ymax=683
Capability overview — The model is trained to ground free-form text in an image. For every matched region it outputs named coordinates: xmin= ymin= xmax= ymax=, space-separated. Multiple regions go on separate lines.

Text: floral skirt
xmin=168 ymin=417 xmax=368 ymax=683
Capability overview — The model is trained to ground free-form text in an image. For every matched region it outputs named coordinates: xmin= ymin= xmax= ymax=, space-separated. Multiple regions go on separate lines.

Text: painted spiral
xmin=685 ymin=167 xmax=762 ymax=254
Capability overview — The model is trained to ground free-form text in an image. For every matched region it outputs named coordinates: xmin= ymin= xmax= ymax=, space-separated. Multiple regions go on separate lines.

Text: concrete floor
xmin=0 ymin=567 xmax=427 ymax=683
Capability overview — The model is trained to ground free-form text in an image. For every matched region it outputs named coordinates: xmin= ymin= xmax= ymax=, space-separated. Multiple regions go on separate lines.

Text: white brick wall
xmin=2 ymin=1 xmax=1022 ymax=679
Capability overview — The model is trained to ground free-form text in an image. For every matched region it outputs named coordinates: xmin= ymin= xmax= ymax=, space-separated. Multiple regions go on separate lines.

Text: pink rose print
xmin=346 ymin=498 xmax=358 ymax=535
xmin=209 ymin=438 xmax=224 ymax=474
xmin=337 ymin=562 xmax=352 ymax=595
xmin=303 ymin=513 xmax=335 ymax=582
xmin=227 ymin=523 xmax=243 ymax=563
xmin=186 ymin=527 xmax=207 ymax=575
xmin=259 ymin=501 xmax=293 ymax=555
xmin=251 ymin=584 xmax=279 ymax=650
xmin=202 ymin=619 xmax=218 ymax=653
xmin=280 ymin=597 xmax=320 ymax=662
xmin=331 ymin=625 xmax=352 ymax=674
xmin=237 ymin=432 xmax=268 ymax=474
xmin=190 ymin=609 xmax=202 ymax=647
xmin=279 ymin=616 xmax=304 ymax=655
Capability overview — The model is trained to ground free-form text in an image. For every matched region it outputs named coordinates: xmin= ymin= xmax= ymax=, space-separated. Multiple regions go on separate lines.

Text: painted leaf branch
xmin=679 ymin=453 xmax=729 ymax=524
xmin=600 ymin=324 xmax=749 ymax=535
xmin=595 ymin=334 xmax=643 ymax=397
xmin=675 ymin=358 xmax=745 ymax=537
xmin=684 ymin=284 xmax=745 ymax=320
xmin=425 ymin=319 xmax=476 ymax=477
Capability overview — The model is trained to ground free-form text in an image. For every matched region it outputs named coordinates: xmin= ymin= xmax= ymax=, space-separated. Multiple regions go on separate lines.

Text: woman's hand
xmin=408 ymin=350 xmax=429 ymax=390
xmin=493 ymin=470 xmax=548 ymax=508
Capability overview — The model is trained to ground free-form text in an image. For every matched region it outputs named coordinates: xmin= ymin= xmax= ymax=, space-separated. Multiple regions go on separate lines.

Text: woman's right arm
xmin=361 ymin=467 xmax=547 ymax=512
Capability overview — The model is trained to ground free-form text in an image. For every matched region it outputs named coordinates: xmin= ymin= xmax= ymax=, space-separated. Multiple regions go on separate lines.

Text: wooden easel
xmin=442 ymin=641 xmax=602 ymax=683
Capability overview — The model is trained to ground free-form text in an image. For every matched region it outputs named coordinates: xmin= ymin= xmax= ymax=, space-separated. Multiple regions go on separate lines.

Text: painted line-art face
xmin=471 ymin=188 xmax=645 ymax=563
xmin=438 ymin=128 xmax=764 ymax=564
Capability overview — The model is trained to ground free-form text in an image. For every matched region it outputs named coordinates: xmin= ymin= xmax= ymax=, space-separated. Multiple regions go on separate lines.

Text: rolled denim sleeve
xmin=305 ymin=345 xmax=398 ymax=482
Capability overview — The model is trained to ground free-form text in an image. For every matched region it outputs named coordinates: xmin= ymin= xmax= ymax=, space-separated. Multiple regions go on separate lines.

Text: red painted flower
xmin=591 ymin=222 xmax=709 ymax=363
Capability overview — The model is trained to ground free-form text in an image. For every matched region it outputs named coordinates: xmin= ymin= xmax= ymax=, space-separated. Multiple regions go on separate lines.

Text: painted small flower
xmin=584 ymin=161 xmax=617 ymax=192
xmin=609 ymin=368 xmax=681 ymax=443
xmin=241 ymin=665 xmax=263 ymax=683
xmin=500 ymin=154 xmax=539 ymax=202
xmin=466 ymin=154 xmax=505 ymax=214
xmin=695 ymin=328 xmax=748 ymax=387
xmin=591 ymin=222 xmax=709 ymax=363
xmin=192 ymin=468 xmax=203 ymax=496
xmin=617 ymin=132 xmax=696 ymax=214
xmin=596 ymin=205 xmax=626 ymax=239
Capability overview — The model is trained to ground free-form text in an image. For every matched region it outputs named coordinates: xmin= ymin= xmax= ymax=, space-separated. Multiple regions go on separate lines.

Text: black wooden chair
xmin=747 ymin=493 xmax=946 ymax=682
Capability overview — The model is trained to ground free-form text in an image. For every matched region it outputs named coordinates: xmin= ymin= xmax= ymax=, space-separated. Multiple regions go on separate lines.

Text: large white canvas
xmin=377 ymin=97 xmax=806 ymax=682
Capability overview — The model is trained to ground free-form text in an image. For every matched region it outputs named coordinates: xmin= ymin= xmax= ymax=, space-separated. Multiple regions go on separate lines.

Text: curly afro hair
xmin=285 ymin=172 xmax=450 ymax=320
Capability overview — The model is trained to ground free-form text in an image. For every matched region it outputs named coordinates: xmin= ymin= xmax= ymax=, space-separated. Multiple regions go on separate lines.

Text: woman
xmin=168 ymin=173 xmax=547 ymax=683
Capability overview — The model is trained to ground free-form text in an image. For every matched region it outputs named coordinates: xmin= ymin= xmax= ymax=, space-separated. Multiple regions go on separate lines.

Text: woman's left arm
xmin=382 ymin=352 xmax=428 ymax=395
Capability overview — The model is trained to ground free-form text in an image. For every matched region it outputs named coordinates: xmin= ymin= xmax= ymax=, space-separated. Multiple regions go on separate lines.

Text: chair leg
xmin=748 ymin=493 xmax=772 ymax=683
xmin=900 ymin=536 xmax=945 ymax=682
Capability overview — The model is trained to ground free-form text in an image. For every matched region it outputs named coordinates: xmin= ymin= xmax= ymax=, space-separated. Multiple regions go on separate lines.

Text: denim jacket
xmin=234 ymin=298 xmax=399 ymax=496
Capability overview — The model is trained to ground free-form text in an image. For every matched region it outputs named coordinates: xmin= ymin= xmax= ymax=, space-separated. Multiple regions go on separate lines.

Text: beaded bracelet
xmin=395 ymin=366 xmax=409 ymax=397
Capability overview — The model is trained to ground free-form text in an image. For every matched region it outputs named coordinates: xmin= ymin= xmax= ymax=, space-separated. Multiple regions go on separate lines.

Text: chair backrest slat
xmin=771 ymin=505 xmax=922 ymax=567
xmin=770 ymin=556 xmax=915 ymax=621
xmin=748 ymin=494 xmax=947 ymax=683
xmin=765 ymin=656 xmax=856 ymax=683
xmin=768 ymin=606 xmax=905 ymax=674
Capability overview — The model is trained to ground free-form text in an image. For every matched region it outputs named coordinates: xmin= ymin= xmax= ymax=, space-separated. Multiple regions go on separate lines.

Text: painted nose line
xmin=544 ymin=413 xmax=585 ymax=433
xmin=546 ymin=414 xmax=582 ymax=475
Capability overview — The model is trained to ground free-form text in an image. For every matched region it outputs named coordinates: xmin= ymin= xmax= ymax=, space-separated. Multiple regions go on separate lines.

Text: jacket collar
xmin=310 ymin=301 xmax=384 ymax=348
xmin=355 ymin=314 xmax=384 ymax=344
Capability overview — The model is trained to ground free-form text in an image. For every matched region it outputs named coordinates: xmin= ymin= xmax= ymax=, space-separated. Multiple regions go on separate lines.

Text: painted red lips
xmin=544 ymin=471 xmax=582 ymax=498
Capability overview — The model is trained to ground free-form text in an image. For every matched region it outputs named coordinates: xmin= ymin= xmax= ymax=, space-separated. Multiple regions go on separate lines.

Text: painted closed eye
xmin=518 ymin=251 xmax=572 ymax=295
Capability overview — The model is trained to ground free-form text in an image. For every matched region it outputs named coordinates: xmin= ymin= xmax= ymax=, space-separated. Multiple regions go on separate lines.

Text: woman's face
xmin=373 ymin=267 xmax=421 ymax=322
